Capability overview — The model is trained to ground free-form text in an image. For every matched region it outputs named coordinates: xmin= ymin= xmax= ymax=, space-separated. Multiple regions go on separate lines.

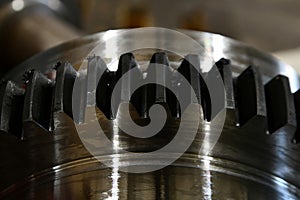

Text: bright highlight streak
xmin=12 ymin=0 xmax=24 ymax=11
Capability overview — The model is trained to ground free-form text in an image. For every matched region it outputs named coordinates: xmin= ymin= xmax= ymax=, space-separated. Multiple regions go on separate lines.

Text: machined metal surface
xmin=1 ymin=30 xmax=300 ymax=199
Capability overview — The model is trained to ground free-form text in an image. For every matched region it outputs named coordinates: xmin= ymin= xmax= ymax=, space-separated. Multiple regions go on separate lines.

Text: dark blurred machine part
xmin=0 ymin=29 xmax=300 ymax=199
xmin=60 ymin=0 xmax=300 ymax=53
xmin=0 ymin=0 xmax=81 ymax=75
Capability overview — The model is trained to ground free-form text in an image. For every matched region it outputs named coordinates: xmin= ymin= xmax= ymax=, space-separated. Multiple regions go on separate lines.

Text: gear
xmin=1 ymin=30 xmax=300 ymax=199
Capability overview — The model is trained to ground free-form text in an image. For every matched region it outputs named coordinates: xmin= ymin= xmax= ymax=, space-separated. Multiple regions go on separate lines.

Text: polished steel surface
xmin=5 ymin=30 xmax=300 ymax=91
xmin=1 ymin=30 xmax=300 ymax=199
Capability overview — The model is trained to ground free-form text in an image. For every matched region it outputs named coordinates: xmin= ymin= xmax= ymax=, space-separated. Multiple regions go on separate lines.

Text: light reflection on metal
xmin=202 ymin=159 xmax=212 ymax=200
xmin=212 ymin=34 xmax=226 ymax=62
xmin=107 ymin=157 xmax=121 ymax=200
xmin=103 ymin=31 xmax=121 ymax=72
xmin=113 ymin=120 xmax=120 ymax=151
xmin=11 ymin=0 xmax=24 ymax=11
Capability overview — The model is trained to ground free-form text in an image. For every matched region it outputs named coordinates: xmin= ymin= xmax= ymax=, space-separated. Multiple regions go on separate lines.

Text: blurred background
xmin=0 ymin=0 xmax=300 ymax=74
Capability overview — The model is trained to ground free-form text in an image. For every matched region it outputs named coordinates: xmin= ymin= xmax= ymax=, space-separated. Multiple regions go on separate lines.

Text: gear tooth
xmin=167 ymin=69 xmax=181 ymax=118
xmin=116 ymin=53 xmax=137 ymax=78
xmin=54 ymin=62 xmax=77 ymax=118
xmin=53 ymin=61 xmax=62 ymax=70
xmin=23 ymin=71 xmax=54 ymax=134
xmin=87 ymin=56 xmax=118 ymax=120
xmin=117 ymin=53 xmax=142 ymax=102
xmin=23 ymin=69 xmax=35 ymax=84
xmin=87 ymin=56 xmax=107 ymax=106
xmin=179 ymin=55 xmax=202 ymax=102
xmin=150 ymin=52 xmax=169 ymax=65
xmin=96 ymin=69 xmax=117 ymax=119
xmin=215 ymin=58 xmax=235 ymax=111
xmin=140 ymin=52 xmax=172 ymax=118
xmin=216 ymin=58 xmax=231 ymax=67
xmin=177 ymin=56 xmax=191 ymax=81
xmin=215 ymin=58 xmax=231 ymax=80
xmin=0 ymin=81 xmax=24 ymax=138
xmin=214 ymin=58 xmax=237 ymax=123
xmin=293 ymin=90 xmax=300 ymax=143
xmin=172 ymin=55 xmax=202 ymax=118
xmin=265 ymin=75 xmax=296 ymax=135
xmin=117 ymin=54 xmax=144 ymax=115
xmin=235 ymin=66 xmax=267 ymax=129
xmin=90 ymin=54 xmax=140 ymax=120
xmin=178 ymin=54 xmax=216 ymax=121
xmin=72 ymin=72 xmax=87 ymax=123
xmin=209 ymin=60 xmax=267 ymax=126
